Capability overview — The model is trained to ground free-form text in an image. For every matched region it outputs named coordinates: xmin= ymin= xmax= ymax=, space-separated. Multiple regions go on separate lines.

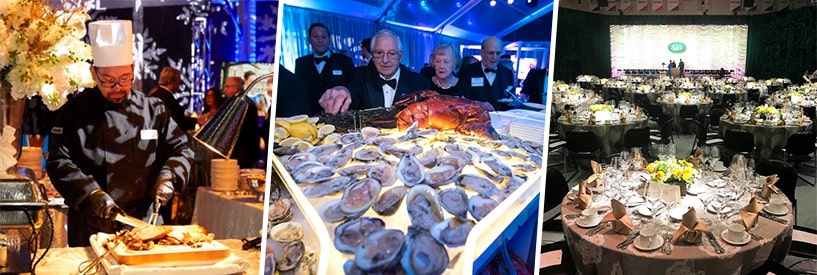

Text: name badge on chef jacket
xmin=140 ymin=129 xmax=158 ymax=140
xmin=472 ymin=77 xmax=484 ymax=87
xmin=332 ymin=70 xmax=343 ymax=76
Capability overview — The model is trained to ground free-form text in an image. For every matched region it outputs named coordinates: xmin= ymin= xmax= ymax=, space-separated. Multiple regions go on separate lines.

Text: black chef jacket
xmin=46 ymin=88 xmax=194 ymax=247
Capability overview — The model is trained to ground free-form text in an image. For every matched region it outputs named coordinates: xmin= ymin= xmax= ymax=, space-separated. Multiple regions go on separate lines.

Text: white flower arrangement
xmin=0 ymin=0 xmax=95 ymax=110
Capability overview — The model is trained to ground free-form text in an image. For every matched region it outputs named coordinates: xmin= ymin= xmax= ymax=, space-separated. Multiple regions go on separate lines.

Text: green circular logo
xmin=668 ymin=42 xmax=686 ymax=53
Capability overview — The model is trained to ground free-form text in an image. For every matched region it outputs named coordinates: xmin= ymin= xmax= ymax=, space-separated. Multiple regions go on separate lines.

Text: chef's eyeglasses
xmin=95 ymin=70 xmax=134 ymax=88
xmin=372 ymin=50 xmax=403 ymax=60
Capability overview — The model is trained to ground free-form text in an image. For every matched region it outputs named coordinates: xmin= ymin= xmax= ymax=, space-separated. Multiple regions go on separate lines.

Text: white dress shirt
xmin=380 ymin=68 xmax=401 ymax=107
xmin=482 ymin=64 xmax=497 ymax=86
xmin=314 ymin=51 xmax=331 ymax=74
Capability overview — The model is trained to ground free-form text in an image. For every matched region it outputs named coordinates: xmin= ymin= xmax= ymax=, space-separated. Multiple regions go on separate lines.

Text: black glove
xmin=154 ymin=179 xmax=174 ymax=206
xmin=88 ymin=189 xmax=118 ymax=219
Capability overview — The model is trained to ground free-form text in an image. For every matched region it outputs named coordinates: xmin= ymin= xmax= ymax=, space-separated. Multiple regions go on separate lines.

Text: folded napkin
xmin=777 ymin=116 xmax=786 ymax=126
xmin=620 ymin=112 xmax=627 ymax=123
xmin=726 ymin=109 xmax=737 ymax=122
xmin=554 ymin=96 xmax=562 ymax=102
xmin=563 ymin=109 xmax=573 ymax=123
xmin=635 ymin=107 xmax=643 ymax=118
xmin=798 ymin=116 xmax=805 ymax=124
xmin=671 ymin=208 xmax=709 ymax=244
xmin=631 ymin=148 xmax=648 ymax=169
xmin=685 ymin=148 xmax=704 ymax=168
xmin=577 ymin=180 xmax=593 ymax=210
xmin=747 ymin=113 xmax=757 ymax=124
xmin=740 ymin=195 xmax=764 ymax=229
xmin=585 ymin=160 xmax=604 ymax=187
xmin=685 ymin=97 xmax=692 ymax=104
xmin=601 ymin=199 xmax=634 ymax=234
xmin=760 ymin=174 xmax=779 ymax=200
xmin=588 ymin=113 xmax=597 ymax=125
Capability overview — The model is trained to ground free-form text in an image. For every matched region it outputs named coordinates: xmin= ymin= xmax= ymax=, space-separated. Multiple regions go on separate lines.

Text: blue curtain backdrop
xmin=279 ymin=5 xmax=475 ymax=72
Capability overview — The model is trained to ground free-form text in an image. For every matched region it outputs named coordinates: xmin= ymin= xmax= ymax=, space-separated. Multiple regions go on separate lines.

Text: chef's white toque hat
xmin=88 ymin=20 xmax=133 ymax=67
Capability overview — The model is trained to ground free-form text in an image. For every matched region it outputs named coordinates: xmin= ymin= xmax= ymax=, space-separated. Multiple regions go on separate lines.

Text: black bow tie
xmin=380 ymin=78 xmax=397 ymax=89
xmin=484 ymin=68 xmax=497 ymax=73
xmin=314 ymin=56 xmax=329 ymax=64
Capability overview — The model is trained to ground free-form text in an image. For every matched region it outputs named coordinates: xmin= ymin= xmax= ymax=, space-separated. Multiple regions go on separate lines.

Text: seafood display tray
xmin=271 ymin=151 xmax=543 ymax=274
xmin=490 ymin=111 xmax=546 ymax=144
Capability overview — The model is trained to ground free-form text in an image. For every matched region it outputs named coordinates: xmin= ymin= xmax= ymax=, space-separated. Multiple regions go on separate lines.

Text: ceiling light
xmin=490 ymin=0 xmax=496 ymax=6
xmin=508 ymin=0 xmax=514 ymax=4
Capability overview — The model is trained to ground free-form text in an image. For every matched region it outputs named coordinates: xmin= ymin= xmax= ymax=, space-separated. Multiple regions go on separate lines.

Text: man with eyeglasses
xmin=455 ymin=36 xmax=515 ymax=111
xmin=319 ymin=29 xmax=429 ymax=113
xmin=46 ymin=20 xmax=193 ymax=247
xmin=149 ymin=67 xmax=197 ymax=132
xmin=295 ymin=23 xmax=356 ymax=116
xmin=222 ymin=77 xmax=261 ymax=169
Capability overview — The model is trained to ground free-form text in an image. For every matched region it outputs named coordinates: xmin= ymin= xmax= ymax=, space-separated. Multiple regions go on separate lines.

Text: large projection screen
xmin=610 ymin=25 xmax=748 ymax=77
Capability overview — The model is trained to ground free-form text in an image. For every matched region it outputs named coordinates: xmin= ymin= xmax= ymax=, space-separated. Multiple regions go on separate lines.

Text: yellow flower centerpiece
xmin=680 ymin=92 xmax=693 ymax=97
xmin=646 ymin=158 xmax=698 ymax=195
xmin=722 ymin=84 xmax=733 ymax=92
xmin=589 ymin=104 xmax=613 ymax=112
xmin=0 ymin=0 xmax=95 ymax=110
xmin=787 ymin=91 xmax=802 ymax=97
xmin=754 ymin=104 xmax=777 ymax=116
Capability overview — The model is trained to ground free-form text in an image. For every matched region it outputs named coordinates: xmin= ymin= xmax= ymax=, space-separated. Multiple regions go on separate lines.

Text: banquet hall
xmin=542 ymin=1 xmax=816 ymax=274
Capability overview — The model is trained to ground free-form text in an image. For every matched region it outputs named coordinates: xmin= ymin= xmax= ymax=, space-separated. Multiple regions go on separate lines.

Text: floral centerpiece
xmin=755 ymin=104 xmax=777 ymax=116
xmin=646 ymin=158 xmax=698 ymax=195
xmin=637 ymin=84 xmax=651 ymax=91
xmin=722 ymin=84 xmax=733 ymax=92
xmin=0 ymin=0 xmax=95 ymax=111
xmin=589 ymin=104 xmax=613 ymax=112
xmin=556 ymin=83 xmax=570 ymax=91
xmin=787 ymin=91 xmax=802 ymax=97
xmin=679 ymin=92 xmax=693 ymax=98
xmin=576 ymin=75 xmax=596 ymax=82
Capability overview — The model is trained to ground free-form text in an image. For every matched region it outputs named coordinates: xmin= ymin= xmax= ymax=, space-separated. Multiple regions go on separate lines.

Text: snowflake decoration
xmin=167 ymin=57 xmax=202 ymax=113
xmin=134 ymin=28 xmax=167 ymax=82
xmin=257 ymin=45 xmax=276 ymax=62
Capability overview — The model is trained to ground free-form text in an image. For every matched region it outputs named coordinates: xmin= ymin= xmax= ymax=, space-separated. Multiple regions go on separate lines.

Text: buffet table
xmin=719 ymin=117 xmax=812 ymax=161
xmin=191 ymin=187 xmax=264 ymax=239
xmin=32 ymin=239 xmax=259 ymax=274
xmin=556 ymin=115 xmax=649 ymax=157
xmin=560 ymin=174 xmax=794 ymax=275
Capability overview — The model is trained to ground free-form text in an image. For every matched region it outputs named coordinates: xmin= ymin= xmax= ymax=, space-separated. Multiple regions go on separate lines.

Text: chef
xmin=46 ymin=20 xmax=194 ymax=247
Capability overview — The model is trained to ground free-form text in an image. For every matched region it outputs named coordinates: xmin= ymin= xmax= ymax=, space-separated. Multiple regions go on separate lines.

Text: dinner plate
xmin=633 ymin=235 xmax=663 ymax=251
xmin=721 ymin=231 xmax=751 ymax=246
xmin=763 ymin=206 xmax=789 ymax=216
xmin=686 ymin=185 xmax=706 ymax=195
xmin=707 ymin=205 xmax=732 ymax=214
xmin=626 ymin=196 xmax=645 ymax=207
xmin=637 ymin=205 xmax=654 ymax=217
xmin=576 ymin=216 xmax=602 ymax=228
xmin=668 ymin=207 xmax=688 ymax=221
xmin=707 ymin=179 xmax=727 ymax=188
xmin=713 ymin=166 xmax=728 ymax=172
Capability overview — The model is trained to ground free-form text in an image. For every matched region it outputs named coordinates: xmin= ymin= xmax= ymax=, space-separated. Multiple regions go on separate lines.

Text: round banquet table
xmin=658 ymin=99 xmax=713 ymax=132
xmin=560 ymin=179 xmax=794 ymax=275
xmin=719 ymin=117 xmax=813 ymax=161
xmin=623 ymin=90 xmax=661 ymax=105
xmin=707 ymin=91 xmax=749 ymax=103
xmin=556 ymin=115 xmax=649 ymax=157
xmin=551 ymin=93 xmax=603 ymax=115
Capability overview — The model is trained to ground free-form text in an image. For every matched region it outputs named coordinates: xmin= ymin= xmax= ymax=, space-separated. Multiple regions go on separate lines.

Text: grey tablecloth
xmin=561 ymin=191 xmax=793 ymax=275
xmin=719 ymin=117 xmax=813 ymax=161
xmin=707 ymin=91 xmax=749 ymax=103
xmin=659 ymin=100 xmax=714 ymax=131
xmin=556 ymin=116 xmax=649 ymax=157
xmin=623 ymin=91 xmax=662 ymax=105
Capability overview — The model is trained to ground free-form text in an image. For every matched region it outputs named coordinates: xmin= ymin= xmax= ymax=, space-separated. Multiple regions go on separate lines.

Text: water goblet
xmin=647 ymin=188 xmax=662 ymax=222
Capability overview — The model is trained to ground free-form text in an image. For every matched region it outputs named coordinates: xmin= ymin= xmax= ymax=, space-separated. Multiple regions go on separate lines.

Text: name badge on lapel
xmin=332 ymin=70 xmax=343 ymax=76
xmin=472 ymin=77 xmax=484 ymax=87
xmin=140 ymin=129 xmax=158 ymax=140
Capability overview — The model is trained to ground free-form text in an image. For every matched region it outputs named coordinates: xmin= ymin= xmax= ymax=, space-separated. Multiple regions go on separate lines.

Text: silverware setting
xmin=758 ymin=212 xmax=788 ymax=225
xmin=748 ymin=231 xmax=763 ymax=241
xmin=586 ymin=221 xmax=611 ymax=236
xmin=617 ymin=231 xmax=640 ymax=249
xmin=705 ymin=231 xmax=725 ymax=254
xmin=661 ymin=233 xmax=673 ymax=255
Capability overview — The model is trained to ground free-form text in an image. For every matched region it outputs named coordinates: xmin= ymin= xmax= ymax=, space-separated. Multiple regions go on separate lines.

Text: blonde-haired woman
xmin=430 ymin=43 xmax=463 ymax=96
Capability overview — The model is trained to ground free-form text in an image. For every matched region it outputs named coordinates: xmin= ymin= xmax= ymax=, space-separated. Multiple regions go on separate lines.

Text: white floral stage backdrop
xmin=609 ymin=24 xmax=749 ymax=77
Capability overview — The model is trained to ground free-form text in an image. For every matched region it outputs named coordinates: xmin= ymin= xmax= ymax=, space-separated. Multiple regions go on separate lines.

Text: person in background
xmin=667 ymin=60 xmax=676 ymax=77
xmin=359 ymin=38 xmax=372 ymax=67
xmin=678 ymin=58 xmax=685 ymax=78
xmin=419 ymin=53 xmax=436 ymax=80
xmin=295 ymin=23 xmax=355 ymax=115
xmin=429 ymin=43 xmax=463 ymax=96
xmin=718 ymin=67 xmax=728 ymax=79
xmin=521 ymin=67 xmax=547 ymax=104
xmin=243 ymin=71 xmax=257 ymax=90
xmin=149 ymin=67 xmax=197 ymax=132
xmin=197 ymin=87 xmax=225 ymax=126
xmin=47 ymin=20 xmax=193 ymax=246
xmin=455 ymin=36 xmax=515 ymax=111
xmin=339 ymin=49 xmax=350 ymax=57
xmin=319 ymin=29 xmax=430 ymax=113
xmin=223 ymin=77 xmax=261 ymax=168
xmin=803 ymin=66 xmax=816 ymax=83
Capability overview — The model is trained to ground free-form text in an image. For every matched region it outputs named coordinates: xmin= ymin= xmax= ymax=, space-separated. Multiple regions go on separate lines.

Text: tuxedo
xmin=295 ymin=51 xmax=355 ymax=115
xmin=149 ymin=86 xmax=197 ymax=132
xmin=347 ymin=64 xmax=430 ymax=110
xmin=275 ymin=65 xmax=311 ymax=117
xmin=520 ymin=68 xmax=547 ymax=104
xmin=455 ymin=62 xmax=515 ymax=111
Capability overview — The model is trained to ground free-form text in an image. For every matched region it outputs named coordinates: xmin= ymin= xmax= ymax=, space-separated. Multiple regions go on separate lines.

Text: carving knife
xmin=148 ymin=197 xmax=160 ymax=226
xmin=113 ymin=209 xmax=151 ymax=228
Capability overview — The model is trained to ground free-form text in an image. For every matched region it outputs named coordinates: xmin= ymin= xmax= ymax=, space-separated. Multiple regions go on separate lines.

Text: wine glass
xmin=647 ymin=188 xmax=662 ymax=222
